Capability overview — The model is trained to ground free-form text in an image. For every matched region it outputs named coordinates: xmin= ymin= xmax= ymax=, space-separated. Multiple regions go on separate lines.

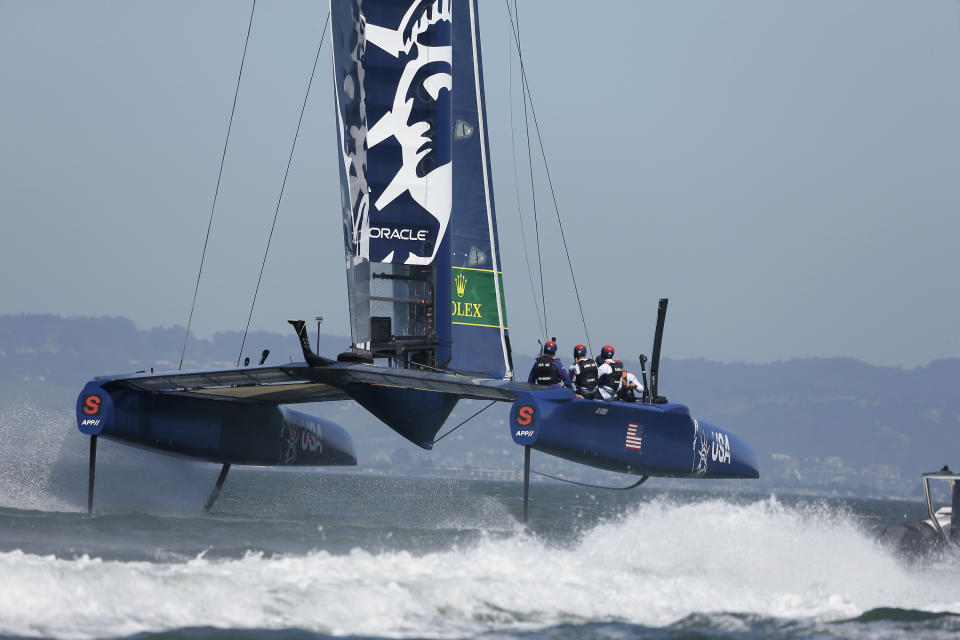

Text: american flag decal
xmin=625 ymin=422 xmax=643 ymax=451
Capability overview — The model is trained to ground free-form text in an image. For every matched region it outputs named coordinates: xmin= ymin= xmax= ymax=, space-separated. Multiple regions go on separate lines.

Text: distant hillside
xmin=0 ymin=313 xmax=350 ymax=389
xmin=2 ymin=314 xmax=958 ymax=498
xmin=656 ymin=357 xmax=960 ymax=494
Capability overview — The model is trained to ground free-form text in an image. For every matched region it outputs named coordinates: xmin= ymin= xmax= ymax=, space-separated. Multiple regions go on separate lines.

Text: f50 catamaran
xmin=76 ymin=0 xmax=758 ymax=518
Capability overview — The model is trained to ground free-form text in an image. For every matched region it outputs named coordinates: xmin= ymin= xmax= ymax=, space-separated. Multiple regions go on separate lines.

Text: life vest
xmin=599 ymin=359 xmax=624 ymax=392
xmin=616 ymin=383 xmax=638 ymax=403
xmin=573 ymin=358 xmax=599 ymax=395
xmin=533 ymin=354 xmax=561 ymax=385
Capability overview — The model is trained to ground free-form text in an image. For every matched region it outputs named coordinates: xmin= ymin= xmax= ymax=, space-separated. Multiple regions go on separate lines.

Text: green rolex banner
xmin=451 ymin=267 xmax=508 ymax=329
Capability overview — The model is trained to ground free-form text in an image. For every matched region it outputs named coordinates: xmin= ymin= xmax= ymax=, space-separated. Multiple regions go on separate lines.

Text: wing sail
xmin=332 ymin=0 xmax=453 ymax=367
xmin=331 ymin=0 xmax=511 ymax=377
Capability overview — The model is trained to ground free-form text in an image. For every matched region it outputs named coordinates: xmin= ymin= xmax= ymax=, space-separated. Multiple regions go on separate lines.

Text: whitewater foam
xmin=1 ymin=496 xmax=958 ymax=639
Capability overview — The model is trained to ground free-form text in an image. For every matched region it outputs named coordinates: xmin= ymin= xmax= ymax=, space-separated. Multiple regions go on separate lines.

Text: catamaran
xmin=75 ymin=0 xmax=758 ymax=518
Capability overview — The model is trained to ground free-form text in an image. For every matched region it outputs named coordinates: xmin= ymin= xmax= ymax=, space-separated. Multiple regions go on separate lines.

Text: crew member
xmin=617 ymin=368 xmax=644 ymax=402
xmin=596 ymin=345 xmax=623 ymax=400
xmin=596 ymin=344 xmax=643 ymax=401
xmin=568 ymin=344 xmax=599 ymax=399
xmin=527 ymin=340 xmax=572 ymax=389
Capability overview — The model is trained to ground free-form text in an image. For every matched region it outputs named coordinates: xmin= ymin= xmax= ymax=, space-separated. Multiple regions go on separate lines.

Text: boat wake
xmin=1 ymin=495 xmax=959 ymax=639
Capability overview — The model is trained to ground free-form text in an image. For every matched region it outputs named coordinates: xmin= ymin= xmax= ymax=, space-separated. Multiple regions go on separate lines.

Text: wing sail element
xmin=332 ymin=0 xmax=453 ymax=367
xmin=331 ymin=0 xmax=511 ymax=377
xmin=448 ymin=0 xmax=511 ymax=378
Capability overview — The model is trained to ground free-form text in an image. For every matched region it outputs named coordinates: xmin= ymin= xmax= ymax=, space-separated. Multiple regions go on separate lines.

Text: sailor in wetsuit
xmin=567 ymin=344 xmax=599 ymax=399
xmin=597 ymin=344 xmax=643 ymax=401
xmin=527 ymin=340 xmax=573 ymax=389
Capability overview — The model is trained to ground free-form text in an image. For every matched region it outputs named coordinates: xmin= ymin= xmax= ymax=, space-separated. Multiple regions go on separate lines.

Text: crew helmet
xmin=543 ymin=340 xmax=557 ymax=355
xmin=600 ymin=344 xmax=615 ymax=359
xmin=573 ymin=344 xmax=587 ymax=358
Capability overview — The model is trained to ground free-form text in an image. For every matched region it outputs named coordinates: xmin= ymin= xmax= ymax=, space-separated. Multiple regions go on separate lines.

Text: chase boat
xmin=878 ymin=467 xmax=960 ymax=559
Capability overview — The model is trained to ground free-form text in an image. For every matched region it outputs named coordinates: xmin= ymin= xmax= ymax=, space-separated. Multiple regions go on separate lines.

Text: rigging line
xmin=237 ymin=10 xmax=330 ymax=366
xmin=433 ymin=401 xmax=497 ymax=444
xmin=504 ymin=1 xmax=592 ymax=356
xmin=510 ymin=0 xmax=547 ymax=339
xmin=506 ymin=6 xmax=545 ymax=338
xmin=532 ymin=470 xmax=650 ymax=491
xmin=179 ymin=0 xmax=257 ymax=371
xmin=404 ymin=358 xmax=451 ymax=374
xmin=507 ymin=21 xmax=544 ymax=339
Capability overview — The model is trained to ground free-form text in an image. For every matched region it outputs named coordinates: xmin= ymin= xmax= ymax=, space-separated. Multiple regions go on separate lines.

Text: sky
xmin=1 ymin=0 xmax=959 ymax=369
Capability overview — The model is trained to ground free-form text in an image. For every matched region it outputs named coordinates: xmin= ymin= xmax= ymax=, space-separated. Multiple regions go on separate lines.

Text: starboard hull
xmin=509 ymin=389 xmax=758 ymax=479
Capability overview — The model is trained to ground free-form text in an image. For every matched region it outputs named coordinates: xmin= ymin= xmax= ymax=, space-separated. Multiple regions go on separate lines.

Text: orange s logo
xmin=516 ymin=405 xmax=534 ymax=426
xmin=83 ymin=395 xmax=102 ymax=415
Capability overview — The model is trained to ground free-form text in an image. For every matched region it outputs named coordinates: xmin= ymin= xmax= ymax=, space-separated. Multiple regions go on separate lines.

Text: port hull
xmin=76 ymin=380 xmax=356 ymax=466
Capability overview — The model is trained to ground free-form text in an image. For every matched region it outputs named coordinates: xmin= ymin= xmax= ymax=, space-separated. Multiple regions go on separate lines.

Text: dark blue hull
xmin=509 ymin=389 xmax=758 ymax=479
xmin=77 ymin=380 xmax=356 ymax=466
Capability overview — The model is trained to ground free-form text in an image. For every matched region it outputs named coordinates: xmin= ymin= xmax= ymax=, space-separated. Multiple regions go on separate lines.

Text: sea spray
xmin=0 ymin=402 xmax=76 ymax=511
xmin=0 ymin=494 xmax=958 ymax=639
xmin=0 ymin=400 xmax=225 ymax=514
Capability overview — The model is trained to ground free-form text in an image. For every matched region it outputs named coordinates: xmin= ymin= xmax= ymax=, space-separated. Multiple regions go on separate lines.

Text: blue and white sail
xmin=331 ymin=0 xmax=511 ymax=378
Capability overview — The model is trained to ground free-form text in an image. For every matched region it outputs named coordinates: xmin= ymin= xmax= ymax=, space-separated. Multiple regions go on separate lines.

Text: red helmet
xmin=543 ymin=340 xmax=557 ymax=355
xmin=573 ymin=344 xmax=587 ymax=358
xmin=600 ymin=344 xmax=615 ymax=359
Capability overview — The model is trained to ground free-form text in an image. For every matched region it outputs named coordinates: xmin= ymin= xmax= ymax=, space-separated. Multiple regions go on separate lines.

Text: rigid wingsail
xmin=75 ymin=0 xmax=757 ymax=517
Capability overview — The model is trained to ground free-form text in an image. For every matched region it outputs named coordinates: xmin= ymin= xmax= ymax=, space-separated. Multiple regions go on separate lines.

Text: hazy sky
xmin=1 ymin=0 xmax=958 ymax=368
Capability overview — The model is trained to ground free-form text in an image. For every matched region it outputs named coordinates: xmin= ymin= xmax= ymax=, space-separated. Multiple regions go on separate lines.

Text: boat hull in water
xmin=509 ymin=389 xmax=758 ymax=479
xmin=878 ymin=516 xmax=954 ymax=559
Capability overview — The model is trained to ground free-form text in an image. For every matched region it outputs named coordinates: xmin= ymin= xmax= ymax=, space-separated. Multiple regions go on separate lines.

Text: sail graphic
xmin=332 ymin=0 xmax=511 ymax=378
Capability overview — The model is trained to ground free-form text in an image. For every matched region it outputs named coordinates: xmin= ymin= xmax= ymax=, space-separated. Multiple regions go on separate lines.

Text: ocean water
xmin=1 ymin=404 xmax=959 ymax=639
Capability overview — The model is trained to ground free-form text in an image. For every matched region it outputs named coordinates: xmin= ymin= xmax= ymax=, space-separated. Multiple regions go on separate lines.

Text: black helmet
xmin=573 ymin=344 xmax=587 ymax=358
xmin=600 ymin=344 xmax=615 ymax=359
xmin=543 ymin=340 xmax=557 ymax=355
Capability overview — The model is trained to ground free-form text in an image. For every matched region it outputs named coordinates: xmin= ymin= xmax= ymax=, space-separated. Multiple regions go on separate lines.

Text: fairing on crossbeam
xmin=342 ymin=384 xmax=459 ymax=449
